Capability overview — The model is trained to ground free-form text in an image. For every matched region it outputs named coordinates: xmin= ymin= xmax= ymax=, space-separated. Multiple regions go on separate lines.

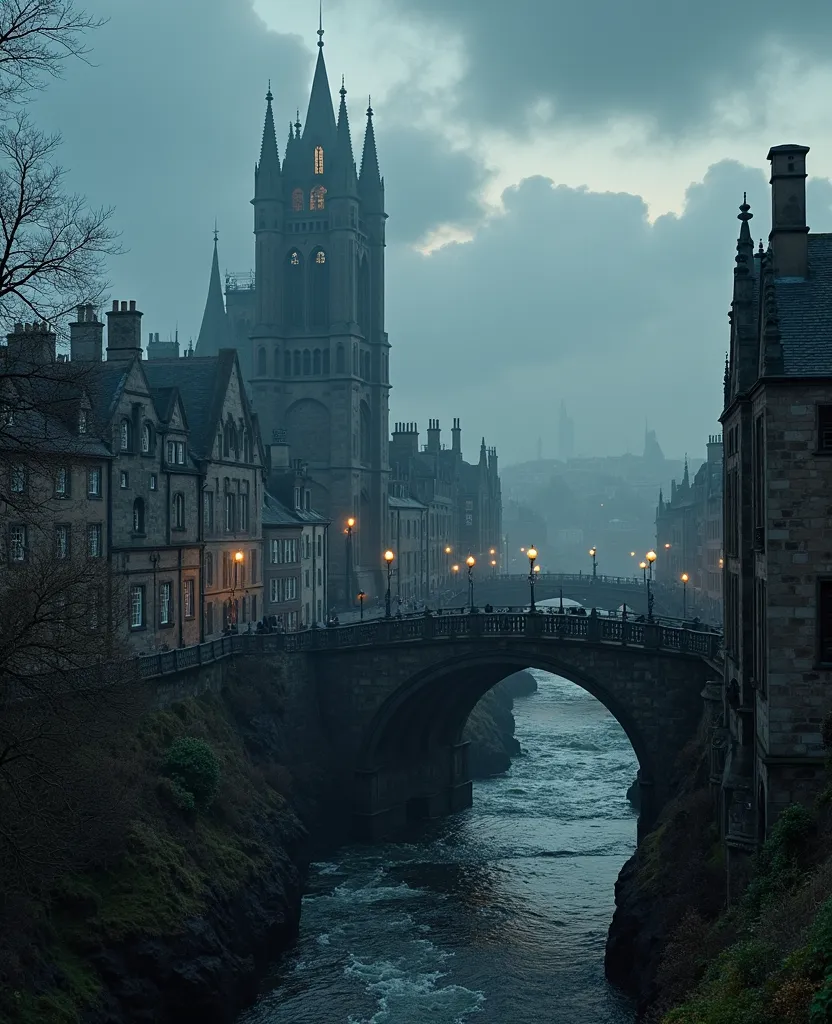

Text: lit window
xmin=159 ymin=581 xmax=172 ymax=625
xmin=290 ymin=250 xmax=300 ymax=266
xmin=9 ymin=525 xmax=26 ymax=561
xmin=130 ymin=585 xmax=144 ymax=628
xmin=314 ymin=145 xmax=324 ymax=174
xmin=78 ymin=409 xmax=88 ymax=435
xmin=292 ymin=188 xmax=303 ymax=212
xmin=184 ymin=578 xmax=194 ymax=619
xmin=310 ymin=185 xmax=326 ymax=210
xmin=315 ymin=250 xmax=326 ymax=264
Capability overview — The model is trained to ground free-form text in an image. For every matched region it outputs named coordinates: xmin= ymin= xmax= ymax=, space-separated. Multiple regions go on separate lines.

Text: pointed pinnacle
xmin=213 ymin=218 xmax=218 ymax=245
xmin=266 ymin=79 xmax=272 ymax=103
xmin=318 ymin=0 xmax=324 ymax=48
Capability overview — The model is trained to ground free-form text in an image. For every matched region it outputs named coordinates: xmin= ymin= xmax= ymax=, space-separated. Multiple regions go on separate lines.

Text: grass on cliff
xmin=657 ymin=791 xmax=832 ymax=1023
xmin=0 ymin=668 xmax=301 ymax=1024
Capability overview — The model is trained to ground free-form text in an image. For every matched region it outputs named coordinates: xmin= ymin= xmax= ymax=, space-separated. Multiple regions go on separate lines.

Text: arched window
xmin=336 ymin=344 xmax=345 ymax=373
xmin=292 ymin=188 xmax=303 ymax=212
xmin=141 ymin=422 xmax=152 ymax=454
xmin=313 ymin=349 xmax=322 ymax=375
xmin=285 ymin=250 xmax=305 ymax=328
xmin=310 ymin=185 xmax=326 ymax=210
xmin=257 ymin=347 xmax=267 ymax=376
xmin=273 ymin=347 xmax=281 ymax=376
xmin=302 ymin=350 xmax=311 ymax=376
xmin=132 ymin=497 xmax=145 ymax=534
xmin=314 ymin=146 xmax=324 ymax=174
xmin=310 ymin=248 xmax=329 ymax=327
xmin=206 ymin=552 xmax=213 ymax=587
xmin=323 ymin=349 xmax=330 ymax=375
xmin=173 ymin=493 xmax=185 ymax=530
xmin=120 ymin=418 xmax=131 ymax=452
xmin=284 ymin=350 xmax=292 ymax=376
xmin=293 ymin=350 xmax=301 ymax=376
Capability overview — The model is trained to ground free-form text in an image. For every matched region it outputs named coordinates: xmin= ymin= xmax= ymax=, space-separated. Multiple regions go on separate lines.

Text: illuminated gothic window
xmin=292 ymin=188 xmax=303 ymax=212
xmin=315 ymin=250 xmax=326 ymax=264
xmin=314 ymin=146 xmax=324 ymax=174
xmin=310 ymin=185 xmax=326 ymax=210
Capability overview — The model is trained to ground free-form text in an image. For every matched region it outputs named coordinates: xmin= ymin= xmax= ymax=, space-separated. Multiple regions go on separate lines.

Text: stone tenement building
xmin=388 ymin=420 xmax=502 ymax=596
xmin=655 ymin=435 xmax=724 ymax=621
xmin=194 ymin=25 xmax=389 ymax=607
xmin=720 ymin=144 xmax=832 ymax=867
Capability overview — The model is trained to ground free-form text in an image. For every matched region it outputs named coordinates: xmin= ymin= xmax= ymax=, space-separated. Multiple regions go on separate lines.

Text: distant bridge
xmin=140 ymin=611 xmax=722 ymax=841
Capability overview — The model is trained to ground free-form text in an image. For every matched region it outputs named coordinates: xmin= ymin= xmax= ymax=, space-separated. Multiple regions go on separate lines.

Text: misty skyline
xmin=33 ymin=0 xmax=832 ymax=464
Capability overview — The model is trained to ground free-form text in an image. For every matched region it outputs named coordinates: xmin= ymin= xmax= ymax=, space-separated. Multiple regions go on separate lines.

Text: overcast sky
xmin=34 ymin=0 xmax=832 ymax=465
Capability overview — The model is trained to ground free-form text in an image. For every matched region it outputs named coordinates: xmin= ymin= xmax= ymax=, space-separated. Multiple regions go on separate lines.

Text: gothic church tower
xmin=249 ymin=22 xmax=390 ymax=604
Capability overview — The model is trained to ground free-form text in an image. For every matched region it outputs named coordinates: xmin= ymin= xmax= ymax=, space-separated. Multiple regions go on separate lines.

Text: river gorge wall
xmin=2 ymin=658 xmax=535 ymax=1024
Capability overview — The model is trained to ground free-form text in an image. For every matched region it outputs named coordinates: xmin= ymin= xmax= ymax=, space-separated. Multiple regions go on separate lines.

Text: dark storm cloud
xmin=375 ymin=0 xmax=832 ymax=133
xmin=387 ymin=164 xmax=832 ymax=463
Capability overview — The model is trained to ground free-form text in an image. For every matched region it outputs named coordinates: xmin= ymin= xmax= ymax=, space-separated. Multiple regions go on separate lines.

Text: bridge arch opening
xmin=356 ymin=649 xmax=657 ymax=839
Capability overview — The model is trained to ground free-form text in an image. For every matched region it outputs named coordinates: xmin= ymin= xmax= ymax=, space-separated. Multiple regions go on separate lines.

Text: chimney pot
xmin=129 ymin=300 xmax=136 ymax=311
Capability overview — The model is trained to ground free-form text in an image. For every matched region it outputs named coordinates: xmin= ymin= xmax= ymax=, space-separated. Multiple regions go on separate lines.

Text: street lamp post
xmin=345 ymin=517 xmax=356 ymax=607
xmin=444 ymin=546 xmax=452 ymax=591
xmin=527 ymin=546 xmax=538 ymax=611
xmin=639 ymin=560 xmax=647 ymax=585
xmin=680 ymin=573 xmax=689 ymax=619
xmin=384 ymin=550 xmax=395 ymax=618
xmin=451 ymin=563 xmax=460 ymax=601
xmin=357 ymin=590 xmax=366 ymax=621
xmin=466 ymin=555 xmax=476 ymax=610
xmin=231 ymin=549 xmax=244 ymax=629
xmin=646 ymin=549 xmax=657 ymax=622
xmin=589 ymin=547 xmax=597 ymax=579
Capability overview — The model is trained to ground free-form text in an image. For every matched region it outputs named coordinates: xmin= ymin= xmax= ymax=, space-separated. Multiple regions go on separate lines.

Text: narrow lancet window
xmin=310 ymin=185 xmax=326 ymax=210
xmin=314 ymin=146 xmax=324 ymax=175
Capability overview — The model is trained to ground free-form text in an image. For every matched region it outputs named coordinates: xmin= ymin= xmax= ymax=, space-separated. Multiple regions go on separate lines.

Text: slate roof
xmin=775 ymin=234 xmax=832 ymax=376
xmin=143 ymin=350 xmax=238 ymax=459
xmin=262 ymin=491 xmax=329 ymax=527
xmin=388 ymin=495 xmax=427 ymax=511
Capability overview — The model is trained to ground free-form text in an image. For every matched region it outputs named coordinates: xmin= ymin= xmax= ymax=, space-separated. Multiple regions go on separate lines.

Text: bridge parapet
xmin=138 ymin=611 xmax=723 ymax=681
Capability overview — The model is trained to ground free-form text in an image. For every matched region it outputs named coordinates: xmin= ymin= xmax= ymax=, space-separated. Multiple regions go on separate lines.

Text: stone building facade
xmin=387 ymin=490 xmax=427 ymax=607
xmin=721 ymin=144 xmax=832 ymax=867
xmin=388 ymin=420 xmax=502 ymax=600
xmin=195 ymin=27 xmax=389 ymax=606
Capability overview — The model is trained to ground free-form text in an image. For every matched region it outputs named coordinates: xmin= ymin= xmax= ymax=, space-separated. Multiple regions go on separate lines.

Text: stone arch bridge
xmin=141 ymin=612 xmax=722 ymax=842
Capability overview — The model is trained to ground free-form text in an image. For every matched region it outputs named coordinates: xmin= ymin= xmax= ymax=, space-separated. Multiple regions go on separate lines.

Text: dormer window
xmin=78 ymin=409 xmax=88 ymax=435
xmin=177 ymin=441 xmax=185 ymax=465
xmin=314 ymin=146 xmax=324 ymax=175
xmin=166 ymin=440 xmax=175 ymax=464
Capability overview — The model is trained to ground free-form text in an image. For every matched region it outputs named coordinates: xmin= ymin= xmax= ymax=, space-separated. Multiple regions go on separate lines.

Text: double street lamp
xmin=466 ymin=555 xmax=476 ymax=609
xmin=527 ymin=545 xmax=539 ymax=611
xmin=384 ymin=549 xmax=395 ymax=618
xmin=589 ymin=546 xmax=598 ymax=579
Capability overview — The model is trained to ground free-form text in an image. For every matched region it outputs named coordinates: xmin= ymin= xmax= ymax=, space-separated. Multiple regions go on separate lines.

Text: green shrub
xmin=156 ymin=775 xmax=196 ymax=814
xmin=811 ymin=973 xmax=832 ymax=1022
xmin=162 ymin=737 xmax=220 ymax=809
xmin=743 ymin=804 xmax=815 ymax=917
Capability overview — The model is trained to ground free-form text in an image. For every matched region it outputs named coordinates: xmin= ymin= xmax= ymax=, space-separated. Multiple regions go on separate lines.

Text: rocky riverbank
xmin=4 ymin=663 xmax=531 ymax=1024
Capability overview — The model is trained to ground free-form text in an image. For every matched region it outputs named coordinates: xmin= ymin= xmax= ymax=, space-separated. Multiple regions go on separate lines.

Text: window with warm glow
xmin=315 ymin=250 xmax=326 ymax=264
xmin=310 ymin=185 xmax=326 ymax=210
xmin=292 ymin=188 xmax=303 ymax=212
xmin=290 ymin=250 xmax=300 ymax=266
xmin=314 ymin=146 xmax=324 ymax=174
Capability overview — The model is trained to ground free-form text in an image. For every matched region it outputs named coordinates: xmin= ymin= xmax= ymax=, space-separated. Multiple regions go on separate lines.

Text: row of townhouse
xmin=0 ymin=302 xmax=329 ymax=656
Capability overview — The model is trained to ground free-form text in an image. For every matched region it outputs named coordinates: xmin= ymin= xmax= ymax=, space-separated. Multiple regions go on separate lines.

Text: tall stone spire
xmin=303 ymin=13 xmax=337 ymax=145
xmin=255 ymin=82 xmax=281 ymax=198
xmin=195 ymin=229 xmax=230 ymax=358
xmin=735 ymin=192 xmax=754 ymax=275
xmin=359 ymin=96 xmax=381 ymax=195
xmin=331 ymin=75 xmax=357 ymax=195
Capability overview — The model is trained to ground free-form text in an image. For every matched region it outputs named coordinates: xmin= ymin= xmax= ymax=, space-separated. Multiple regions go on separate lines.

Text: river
xmin=239 ymin=670 xmax=639 ymax=1024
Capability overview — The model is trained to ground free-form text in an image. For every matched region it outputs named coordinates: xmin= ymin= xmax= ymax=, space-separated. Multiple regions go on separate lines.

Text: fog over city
xmin=34 ymin=0 xmax=832 ymax=464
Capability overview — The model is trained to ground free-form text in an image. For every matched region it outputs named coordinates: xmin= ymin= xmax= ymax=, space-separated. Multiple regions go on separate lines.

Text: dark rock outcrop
xmin=463 ymin=674 xmax=533 ymax=777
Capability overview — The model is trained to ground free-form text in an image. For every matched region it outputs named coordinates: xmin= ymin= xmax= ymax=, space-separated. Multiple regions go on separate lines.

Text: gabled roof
xmin=262 ymin=491 xmax=329 ymax=527
xmin=773 ymin=234 xmax=832 ymax=376
xmin=143 ymin=349 xmax=248 ymax=460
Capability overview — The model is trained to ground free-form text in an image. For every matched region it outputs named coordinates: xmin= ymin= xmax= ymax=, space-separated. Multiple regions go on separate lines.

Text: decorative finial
xmin=758 ymin=239 xmax=764 ymax=255
xmin=266 ymin=79 xmax=272 ymax=104
xmin=318 ymin=0 xmax=324 ymax=47
xmin=295 ymin=109 xmax=301 ymax=138
xmin=340 ymin=73 xmax=346 ymax=98
xmin=367 ymin=94 xmax=373 ymax=117
xmin=738 ymin=192 xmax=752 ymax=222
xmin=213 ymin=218 xmax=218 ymax=245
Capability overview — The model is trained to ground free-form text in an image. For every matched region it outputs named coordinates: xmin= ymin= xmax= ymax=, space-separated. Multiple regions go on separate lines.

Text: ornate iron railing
xmin=138 ymin=610 xmax=723 ymax=681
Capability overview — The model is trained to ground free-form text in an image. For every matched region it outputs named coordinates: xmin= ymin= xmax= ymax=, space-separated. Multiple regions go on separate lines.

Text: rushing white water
xmin=239 ymin=671 xmax=638 ymax=1024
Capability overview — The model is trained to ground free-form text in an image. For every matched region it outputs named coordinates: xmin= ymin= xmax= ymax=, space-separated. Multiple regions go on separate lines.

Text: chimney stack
xmin=6 ymin=321 xmax=56 ymax=365
xmin=106 ymin=299 xmax=143 ymax=361
xmin=426 ymin=418 xmax=441 ymax=454
xmin=70 ymin=304 xmax=103 ymax=362
xmin=767 ymin=144 xmax=810 ymax=279
xmin=451 ymin=417 xmax=461 ymax=455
